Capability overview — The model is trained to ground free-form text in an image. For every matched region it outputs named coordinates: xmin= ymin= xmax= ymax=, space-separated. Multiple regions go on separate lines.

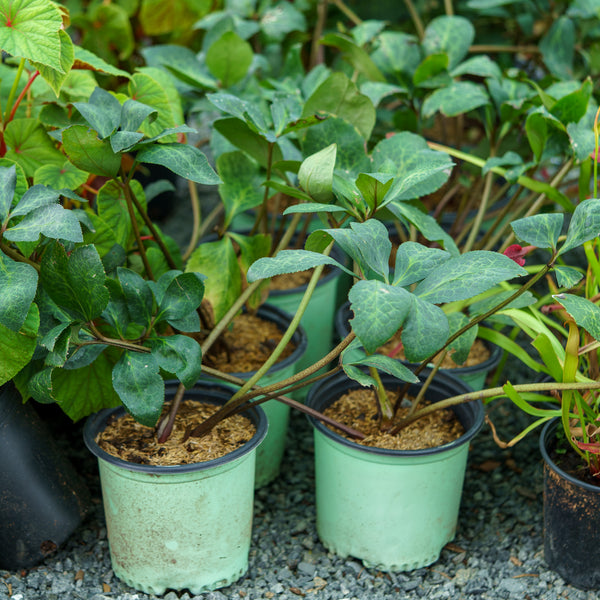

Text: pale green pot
xmin=203 ymin=303 xmax=307 ymax=488
xmin=83 ymin=382 xmax=267 ymax=595
xmin=306 ymin=369 xmax=483 ymax=571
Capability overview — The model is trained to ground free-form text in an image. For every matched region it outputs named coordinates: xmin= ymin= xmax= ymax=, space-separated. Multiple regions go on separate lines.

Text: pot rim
xmin=83 ymin=381 xmax=268 ymax=474
xmin=540 ymin=418 xmax=600 ymax=493
xmin=334 ymin=301 xmax=501 ymax=374
xmin=306 ymin=368 xmax=484 ymax=457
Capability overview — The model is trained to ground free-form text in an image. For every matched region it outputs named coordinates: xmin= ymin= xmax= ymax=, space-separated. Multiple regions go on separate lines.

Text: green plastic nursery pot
xmin=306 ymin=369 xmax=484 ymax=571
xmin=202 ymin=303 xmax=307 ymax=488
xmin=83 ymin=382 xmax=267 ymax=596
xmin=335 ymin=301 xmax=501 ymax=391
xmin=540 ymin=419 xmax=600 ymax=590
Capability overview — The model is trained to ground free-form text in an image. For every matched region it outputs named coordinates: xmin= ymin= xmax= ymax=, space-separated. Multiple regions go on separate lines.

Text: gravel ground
xmin=1 ymin=391 xmax=598 ymax=600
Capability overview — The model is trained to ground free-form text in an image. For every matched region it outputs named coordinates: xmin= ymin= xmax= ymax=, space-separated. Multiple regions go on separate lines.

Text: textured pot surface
xmin=84 ymin=382 xmax=267 ymax=595
xmin=0 ymin=381 xmax=90 ymax=570
xmin=306 ymin=369 xmax=483 ymax=571
xmin=540 ymin=419 xmax=600 ymax=590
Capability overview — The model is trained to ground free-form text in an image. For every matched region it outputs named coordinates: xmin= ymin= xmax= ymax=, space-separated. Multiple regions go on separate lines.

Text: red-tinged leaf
xmin=503 ymin=244 xmax=536 ymax=266
xmin=575 ymin=440 xmax=600 ymax=454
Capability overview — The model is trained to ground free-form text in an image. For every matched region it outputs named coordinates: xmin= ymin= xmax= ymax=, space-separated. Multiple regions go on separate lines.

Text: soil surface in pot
xmin=96 ymin=400 xmax=255 ymax=466
xmin=323 ymin=388 xmax=464 ymax=450
xmin=548 ymin=432 xmax=600 ymax=488
xmin=381 ymin=333 xmax=491 ymax=369
xmin=205 ymin=313 xmax=296 ymax=373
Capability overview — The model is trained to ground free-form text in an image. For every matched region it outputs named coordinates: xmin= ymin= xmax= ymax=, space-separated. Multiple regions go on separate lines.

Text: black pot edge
xmin=83 ymin=381 xmax=268 ymax=475
xmin=306 ymin=368 xmax=484 ymax=458
xmin=539 ymin=418 xmax=600 ymax=493
xmin=334 ymin=301 xmax=502 ymax=375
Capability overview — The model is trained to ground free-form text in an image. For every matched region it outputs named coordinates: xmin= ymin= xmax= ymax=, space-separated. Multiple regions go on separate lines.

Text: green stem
xmin=120 ymin=178 xmax=154 ymax=280
xmin=122 ymin=176 xmax=177 ymax=271
xmin=200 ymin=212 xmax=302 ymax=358
xmin=408 ymin=349 xmax=446 ymax=416
xmin=412 ymin=260 xmax=554 ymax=381
xmin=182 ymin=179 xmax=201 ymax=262
xmin=369 ymin=365 xmax=394 ymax=423
xmin=0 ymin=241 xmax=40 ymax=271
xmin=330 ymin=0 xmax=363 ymax=24
xmin=394 ymin=381 xmax=600 ymax=432
xmin=403 ymin=0 xmax=425 ymax=40
xmin=226 ymin=250 xmax=330 ymax=404
xmin=4 ymin=58 xmax=25 ymax=125
xmin=463 ymin=168 xmax=494 ymax=253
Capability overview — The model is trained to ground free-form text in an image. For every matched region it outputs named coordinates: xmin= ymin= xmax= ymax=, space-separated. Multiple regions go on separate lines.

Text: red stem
xmin=9 ymin=70 xmax=40 ymax=123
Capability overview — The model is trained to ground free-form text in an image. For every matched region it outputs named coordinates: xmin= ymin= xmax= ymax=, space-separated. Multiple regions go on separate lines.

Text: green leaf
xmin=510 ymin=213 xmax=563 ymax=250
xmin=73 ymin=46 xmax=131 ymax=79
xmin=422 ymin=81 xmax=490 ymax=118
xmin=127 ymin=72 xmax=181 ymax=139
xmin=0 ymin=0 xmax=63 ymax=69
xmin=117 ymin=267 xmax=154 ymax=327
xmin=553 ymin=293 xmax=600 ymax=341
xmin=73 ymin=87 xmax=122 ymax=139
xmin=401 ymin=296 xmax=449 ymax=362
xmin=214 ymin=117 xmax=283 ymax=169
xmin=370 ymin=31 xmax=421 ymax=80
xmin=451 ymin=55 xmax=502 ymax=79
xmin=4 ymin=118 xmax=63 ymax=177
xmin=414 ymin=251 xmax=527 ymax=303
xmin=52 ymin=351 xmax=121 ymax=420
xmin=62 ymin=125 xmax=121 ymax=178
xmin=0 ymin=253 xmax=38 ymax=331
xmin=208 ymin=92 xmax=268 ymax=133
xmin=156 ymin=272 xmax=204 ymax=331
xmin=120 ymin=98 xmax=157 ymax=133
xmin=446 ymin=312 xmax=477 ymax=366
xmin=413 ymin=53 xmax=449 ymax=87
xmin=5 ymin=203 xmax=83 ymax=243
xmin=348 ymin=280 xmax=412 ymax=353
xmin=298 ymin=143 xmax=336 ymax=203
xmin=554 ymin=266 xmax=584 ymax=289
xmin=540 ymin=16 xmax=575 ymax=79
xmin=393 ymin=243 xmax=451 ymax=286
xmin=136 ymin=143 xmax=221 ymax=185
xmin=0 ymin=163 xmax=16 ymax=222
xmin=0 ymin=302 xmax=38 ymax=385
xmin=302 ymin=117 xmax=370 ymax=177
xmin=32 ymin=29 xmax=74 ymax=96
xmin=33 ymin=160 xmax=89 ymax=190
xmin=320 ymin=32 xmax=386 ymax=82
xmin=345 ymin=353 xmax=418 ymax=383
xmin=324 ymin=220 xmax=391 ymax=280
xmin=112 ymin=350 xmax=164 ymax=427
xmin=40 ymin=243 xmax=109 ymax=321
xmin=205 ymin=30 xmax=253 ymax=88
xmin=9 ymin=184 xmax=59 ymax=218
xmin=247 ymin=249 xmax=348 ymax=281
xmin=260 ymin=1 xmax=306 ymax=42
xmin=217 ymin=151 xmax=264 ymax=228
xmin=422 ymin=16 xmax=475 ymax=69
xmin=371 ymin=132 xmax=453 ymax=201
xmin=355 ymin=173 xmax=394 ymax=212
xmin=551 ymin=79 xmax=593 ymax=125
xmin=360 ymin=81 xmax=406 ymax=107
xmin=525 ymin=107 xmax=563 ymax=162
xmin=302 ymin=72 xmax=376 ymax=140
xmin=149 ymin=334 xmax=202 ymax=388
xmin=386 ymin=201 xmax=459 ymax=256
xmin=559 ymin=198 xmax=600 ymax=256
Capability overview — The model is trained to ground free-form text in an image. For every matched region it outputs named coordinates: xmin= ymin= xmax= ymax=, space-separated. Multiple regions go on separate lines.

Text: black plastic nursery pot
xmin=83 ymin=381 xmax=268 ymax=595
xmin=540 ymin=419 xmax=600 ymax=590
xmin=306 ymin=369 xmax=484 ymax=571
xmin=335 ymin=301 xmax=501 ymax=391
xmin=0 ymin=381 xmax=90 ymax=570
